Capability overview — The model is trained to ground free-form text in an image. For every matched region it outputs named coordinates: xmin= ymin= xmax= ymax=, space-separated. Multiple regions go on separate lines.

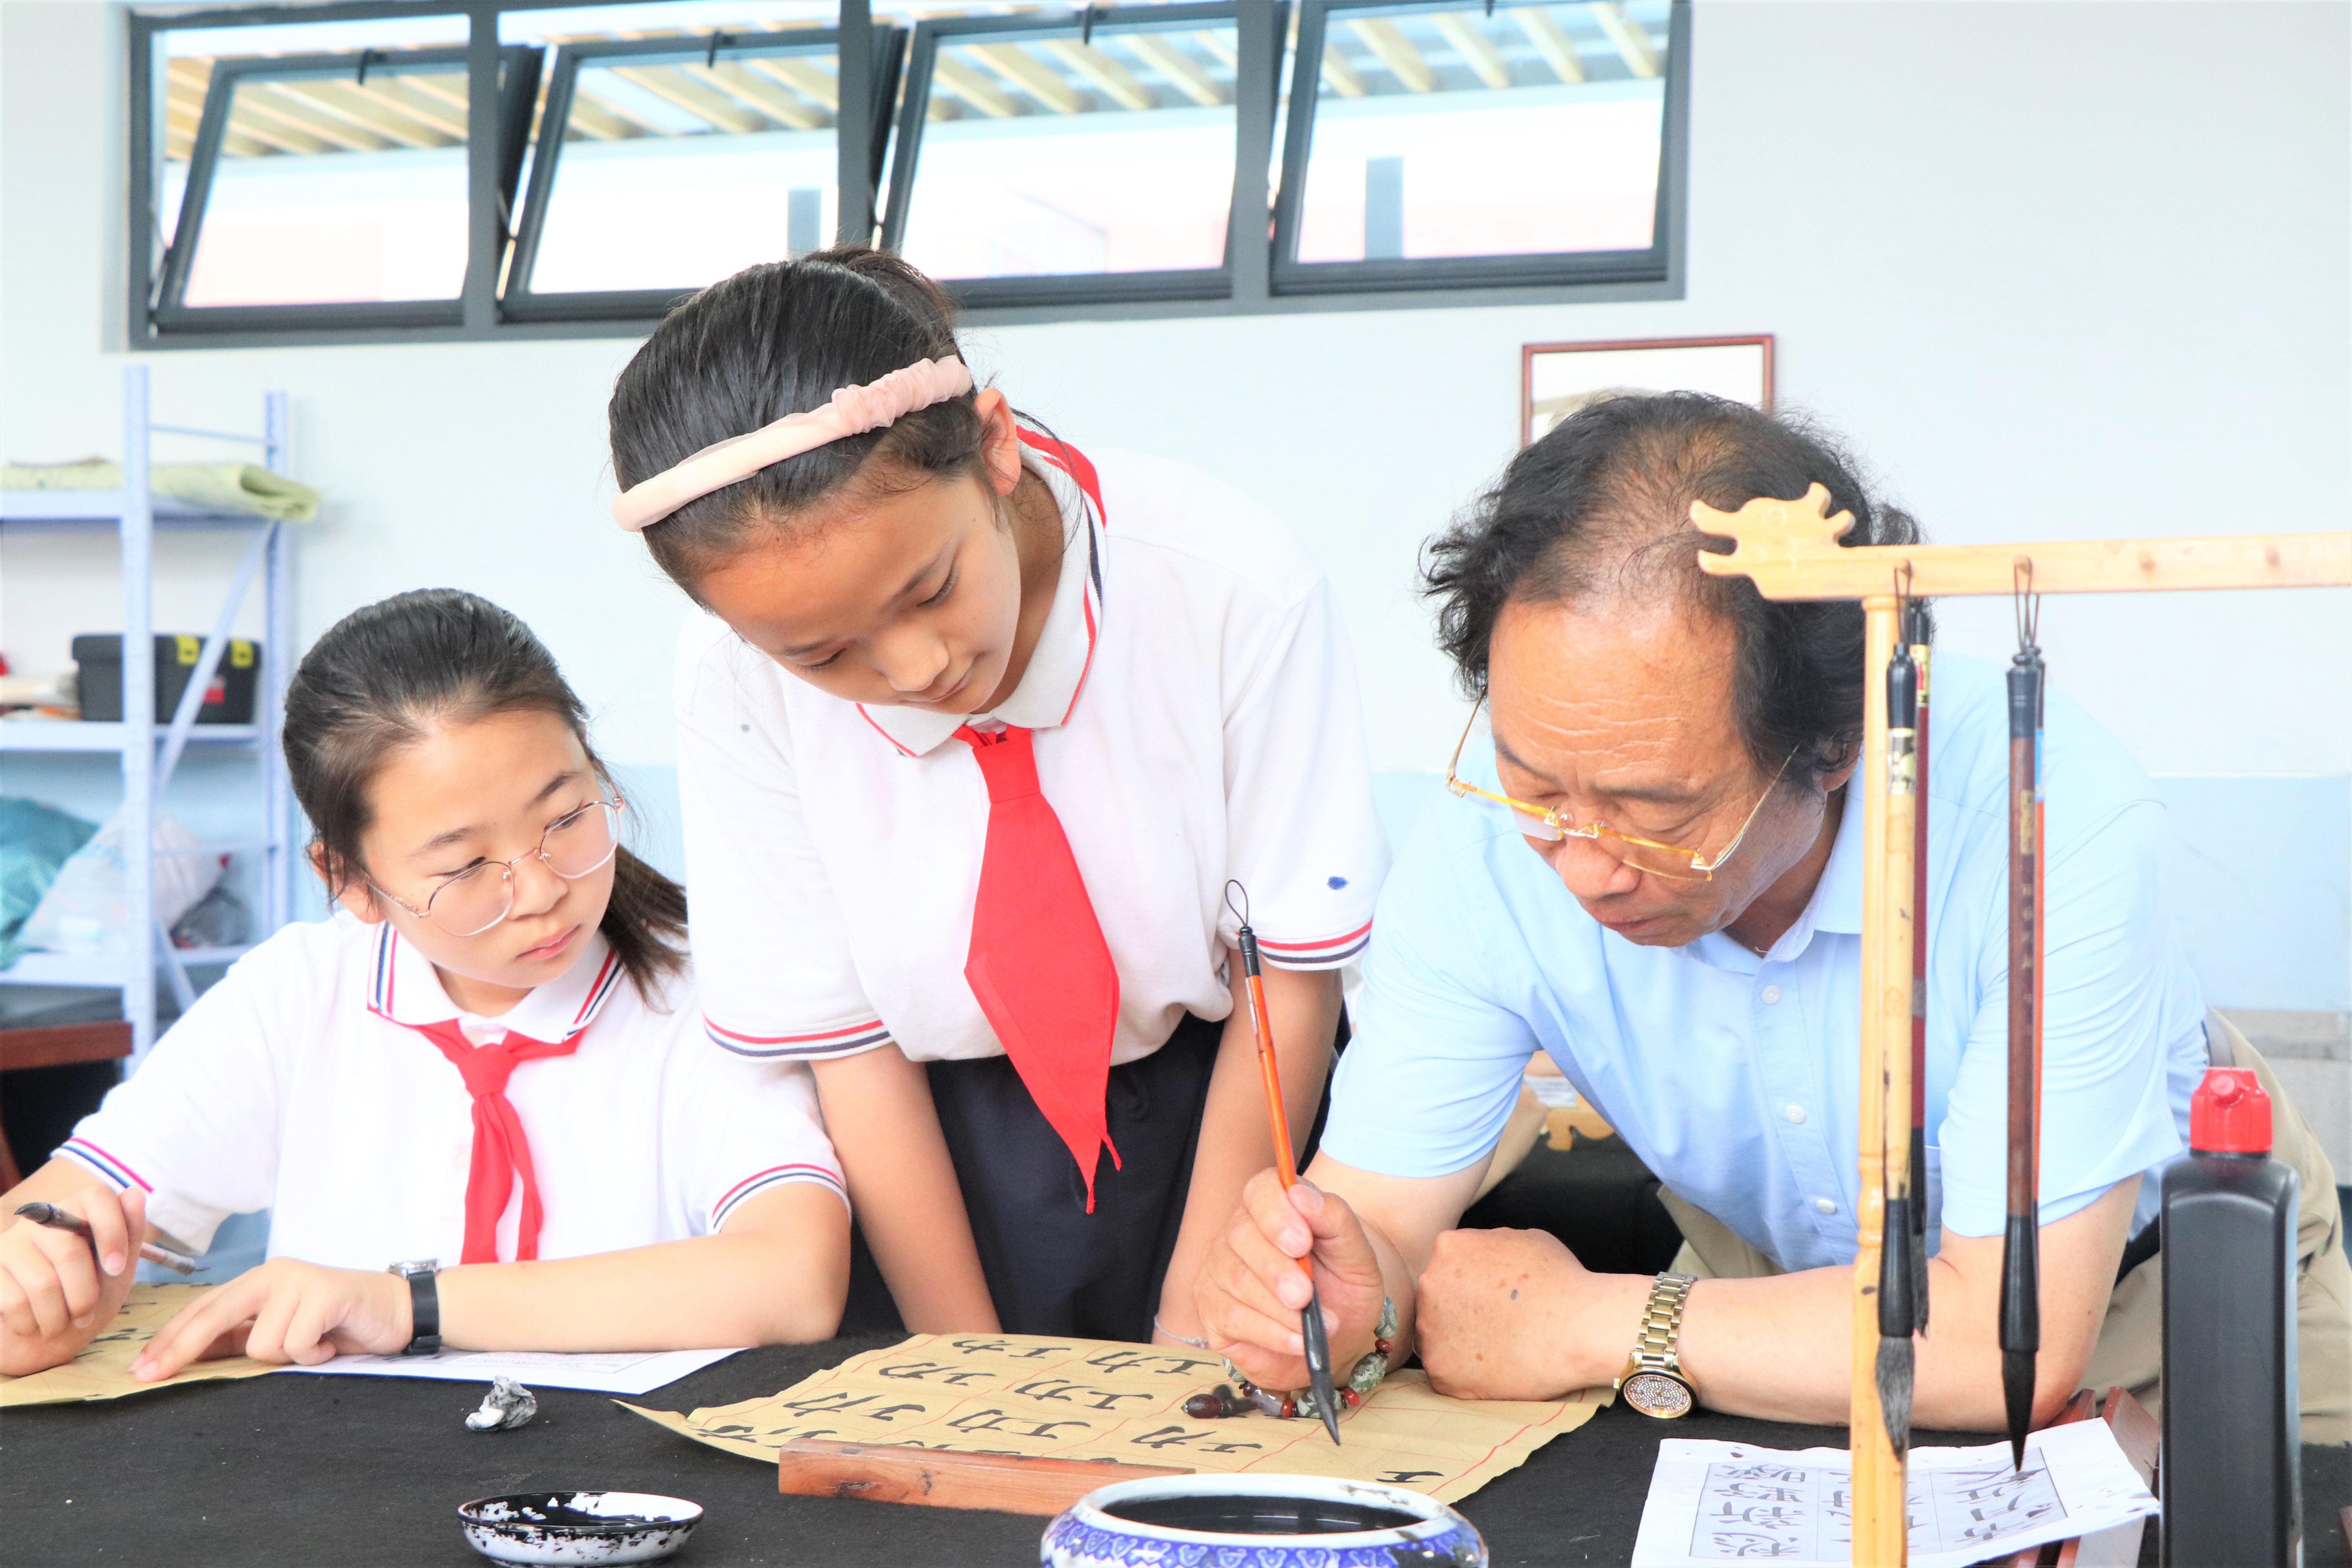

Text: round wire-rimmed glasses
xmin=372 ymin=798 xmax=626 ymax=937
xmin=1443 ymin=701 xmax=1790 ymax=882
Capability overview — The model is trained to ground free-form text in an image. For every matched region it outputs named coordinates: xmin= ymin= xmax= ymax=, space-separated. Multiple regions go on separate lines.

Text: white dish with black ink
xmin=457 ymin=1491 xmax=702 ymax=1564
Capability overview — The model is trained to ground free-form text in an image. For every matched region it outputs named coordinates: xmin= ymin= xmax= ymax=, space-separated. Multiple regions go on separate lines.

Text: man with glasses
xmin=1195 ymin=395 xmax=2347 ymax=1439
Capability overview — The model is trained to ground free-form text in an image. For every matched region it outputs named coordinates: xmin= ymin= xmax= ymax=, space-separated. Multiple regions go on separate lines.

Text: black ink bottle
xmin=2160 ymin=1066 xmax=2301 ymax=1567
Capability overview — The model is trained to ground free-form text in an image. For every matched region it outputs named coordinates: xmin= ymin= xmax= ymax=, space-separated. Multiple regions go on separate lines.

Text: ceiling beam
xmin=609 ymin=63 xmax=768 ymax=133
xmin=363 ymin=76 xmax=471 ymax=140
xmin=395 ymin=69 xmax=469 ymax=116
xmin=1192 ymin=29 xmax=1238 ymax=71
xmin=1431 ymin=13 xmax=1509 ymax=89
xmin=694 ymin=60 xmax=824 ymax=129
xmin=218 ymin=99 xmax=328 ymax=154
xmin=566 ymin=88 xmax=658 ymax=140
xmin=969 ymin=42 xmax=1085 ymax=114
xmin=931 ymin=55 xmax=1018 ymax=119
xmin=273 ymin=79 xmax=454 ymax=148
xmin=1589 ymin=2 xmax=1659 ymax=77
xmin=1038 ymin=38 xmax=1150 ymax=112
xmin=234 ymin=83 xmax=391 ymax=152
xmin=1319 ymin=44 xmax=1365 ymax=98
xmin=1125 ymin=32 xmax=1222 ymax=106
xmin=1348 ymin=18 xmax=1435 ymax=93
xmin=746 ymin=54 xmax=839 ymax=111
xmin=1513 ymin=7 xmax=1586 ymax=83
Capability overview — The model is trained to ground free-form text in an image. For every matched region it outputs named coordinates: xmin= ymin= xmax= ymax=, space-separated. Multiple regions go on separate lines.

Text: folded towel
xmin=3 ymin=458 xmax=319 ymax=522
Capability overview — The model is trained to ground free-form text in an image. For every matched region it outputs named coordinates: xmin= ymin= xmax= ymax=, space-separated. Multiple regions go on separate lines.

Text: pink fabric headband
xmin=611 ymin=355 xmax=975 ymax=532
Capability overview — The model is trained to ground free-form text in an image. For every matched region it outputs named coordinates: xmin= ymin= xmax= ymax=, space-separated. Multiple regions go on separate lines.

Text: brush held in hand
xmin=1225 ymin=880 xmax=1343 ymax=1446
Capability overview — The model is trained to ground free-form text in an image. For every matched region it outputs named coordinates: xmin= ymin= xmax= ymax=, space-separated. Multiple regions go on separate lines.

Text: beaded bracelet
xmin=1184 ymin=1296 xmax=1399 ymax=1422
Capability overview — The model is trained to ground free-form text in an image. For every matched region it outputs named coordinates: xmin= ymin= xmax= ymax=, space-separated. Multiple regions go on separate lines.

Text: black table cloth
xmin=8 ymin=1334 xmax=2347 ymax=1566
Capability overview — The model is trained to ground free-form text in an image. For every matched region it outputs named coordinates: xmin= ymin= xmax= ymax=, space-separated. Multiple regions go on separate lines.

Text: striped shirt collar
xmin=367 ymin=922 xmax=624 ymax=1045
xmin=856 ymin=434 xmax=1105 ymax=760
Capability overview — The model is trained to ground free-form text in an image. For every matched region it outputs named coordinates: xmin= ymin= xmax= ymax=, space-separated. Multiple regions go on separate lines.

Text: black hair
xmin=608 ymin=248 xmax=989 ymax=598
xmin=1423 ymin=392 xmax=1928 ymax=795
xmin=283 ymin=588 xmax=688 ymax=1000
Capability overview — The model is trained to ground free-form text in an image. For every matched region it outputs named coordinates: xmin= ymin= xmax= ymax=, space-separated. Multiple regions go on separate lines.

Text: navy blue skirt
xmin=842 ymin=1011 xmax=1339 ymax=1342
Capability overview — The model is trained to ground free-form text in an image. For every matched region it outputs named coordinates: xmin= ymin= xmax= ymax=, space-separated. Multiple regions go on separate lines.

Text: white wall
xmin=5 ymin=0 xmax=2347 ymax=782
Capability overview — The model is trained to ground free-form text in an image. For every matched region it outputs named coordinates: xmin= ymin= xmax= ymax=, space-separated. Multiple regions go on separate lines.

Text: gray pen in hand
xmin=13 ymin=1202 xmax=199 ymax=1275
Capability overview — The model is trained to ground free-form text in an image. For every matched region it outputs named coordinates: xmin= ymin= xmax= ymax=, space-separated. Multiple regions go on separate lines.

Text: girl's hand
xmin=0 ymin=1181 xmax=147 ymax=1376
xmin=131 ymin=1258 xmax=412 ymax=1381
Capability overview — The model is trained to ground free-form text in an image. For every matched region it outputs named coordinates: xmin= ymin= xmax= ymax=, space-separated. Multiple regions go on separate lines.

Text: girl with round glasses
xmin=0 ymin=590 xmax=850 ymax=1380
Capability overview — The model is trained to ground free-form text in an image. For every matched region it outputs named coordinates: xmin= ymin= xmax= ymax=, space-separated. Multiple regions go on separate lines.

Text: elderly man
xmin=1197 ymin=394 xmax=2346 ymax=1437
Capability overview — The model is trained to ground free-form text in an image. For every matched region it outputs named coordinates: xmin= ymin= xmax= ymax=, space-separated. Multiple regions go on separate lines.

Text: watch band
xmin=1626 ymin=1271 xmax=1695 ymax=1377
xmin=388 ymin=1260 xmax=440 ymax=1356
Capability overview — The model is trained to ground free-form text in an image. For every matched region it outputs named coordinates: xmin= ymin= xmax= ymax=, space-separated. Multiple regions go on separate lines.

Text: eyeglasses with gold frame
xmin=1443 ymin=700 xmax=1791 ymax=882
xmin=370 ymin=797 xmax=627 ymax=937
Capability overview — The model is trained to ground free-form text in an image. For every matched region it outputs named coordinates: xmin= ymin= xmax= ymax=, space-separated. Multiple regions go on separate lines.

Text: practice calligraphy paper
xmin=622 ymin=1332 xmax=1610 ymax=1503
xmin=0 ymin=1285 xmax=277 ymax=1406
xmin=283 ymin=1345 xmax=741 ymax=1394
xmin=1629 ymin=1423 xmax=2159 ymax=1566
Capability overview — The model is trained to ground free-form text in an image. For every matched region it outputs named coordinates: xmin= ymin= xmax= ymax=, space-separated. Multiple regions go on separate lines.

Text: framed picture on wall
xmin=1522 ymin=335 xmax=1775 ymax=446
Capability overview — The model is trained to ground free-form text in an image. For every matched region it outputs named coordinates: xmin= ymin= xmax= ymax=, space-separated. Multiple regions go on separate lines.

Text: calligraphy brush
xmin=1227 ymin=882 xmax=1343 ymax=1446
xmin=1906 ymin=596 xmax=1933 ymax=1340
xmin=2000 ymin=581 xmax=2046 ymax=1471
xmin=1876 ymin=633 xmax=1921 ymax=1457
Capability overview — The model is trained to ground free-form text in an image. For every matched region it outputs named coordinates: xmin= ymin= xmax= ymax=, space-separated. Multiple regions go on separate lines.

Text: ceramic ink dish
xmin=458 ymin=1490 xmax=702 ymax=1565
xmin=1043 ymin=1473 xmax=1486 ymax=1567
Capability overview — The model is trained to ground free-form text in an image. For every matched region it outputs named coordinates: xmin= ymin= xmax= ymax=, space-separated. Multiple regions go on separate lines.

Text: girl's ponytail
xmin=608 ymin=248 xmax=988 ymax=599
xmin=285 ymin=588 xmax=690 ymax=1002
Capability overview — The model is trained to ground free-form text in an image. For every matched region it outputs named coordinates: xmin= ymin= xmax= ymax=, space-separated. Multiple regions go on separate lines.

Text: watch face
xmin=1622 ymin=1370 xmax=1695 ymax=1419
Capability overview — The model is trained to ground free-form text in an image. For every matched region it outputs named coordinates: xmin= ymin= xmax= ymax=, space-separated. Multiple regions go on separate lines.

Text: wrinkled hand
xmin=1194 ymin=1171 xmax=1388 ymax=1391
xmin=0 ymin=1182 xmax=147 ymax=1376
xmin=132 ymin=1257 xmax=412 ymax=1381
xmin=1415 ymin=1227 xmax=1598 ymax=1401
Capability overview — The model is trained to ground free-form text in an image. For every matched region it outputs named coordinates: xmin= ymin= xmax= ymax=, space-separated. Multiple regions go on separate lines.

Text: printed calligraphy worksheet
xmin=1630 ymin=1426 xmax=2159 ymax=1566
xmin=624 ymin=1331 xmax=1610 ymax=1503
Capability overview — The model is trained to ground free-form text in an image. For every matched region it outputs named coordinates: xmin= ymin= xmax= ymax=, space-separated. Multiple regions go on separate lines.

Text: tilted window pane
xmin=163 ymin=16 xmax=472 ymax=309
xmin=1295 ymin=1 xmax=1670 ymax=263
xmin=898 ymin=21 xmax=1238 ymax=280
xmin=524 ymin=34 xmax=845 ymax=295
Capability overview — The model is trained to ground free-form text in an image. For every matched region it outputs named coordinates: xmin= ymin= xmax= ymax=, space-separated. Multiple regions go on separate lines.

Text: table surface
xmin=7 ymin=1334 xmax=2347 ymax=1566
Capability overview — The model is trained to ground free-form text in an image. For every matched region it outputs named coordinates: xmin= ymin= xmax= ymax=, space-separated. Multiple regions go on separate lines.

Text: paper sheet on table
xmin=622 ymin=1331 xmax=1609 ymax=1504
xmin=0 ymin=1285 xmax=276 ymax=1406
xmin=283 ymin=1345 xmax=742 ymax=1395
xmin=1629 ymin=1423 xmax=2160 ymax=1566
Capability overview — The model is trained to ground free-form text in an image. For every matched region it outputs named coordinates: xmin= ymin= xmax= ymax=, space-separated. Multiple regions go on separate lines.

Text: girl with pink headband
xmin=606 ymin=249 xmax=1387 ymax=1347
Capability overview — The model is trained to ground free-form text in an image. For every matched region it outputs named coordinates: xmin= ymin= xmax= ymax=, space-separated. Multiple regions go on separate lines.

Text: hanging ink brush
xmin=2000 ymin=571 xmax=2045 ymax=1471
xmin=1876 ymin=633 xmax=1921 ymax=1458
xmin=1905 ymin=595 xmax=1933 ymax=1338
xmin=1227 ymin=882 xmax=1343 ymax=1446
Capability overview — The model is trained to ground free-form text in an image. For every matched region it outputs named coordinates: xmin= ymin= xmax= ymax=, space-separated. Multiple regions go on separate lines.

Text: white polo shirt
xmin=675 ymin=435 xmax=1389 ymax=1065
xmin=62 ymin=920 xmax=845 ymax=1268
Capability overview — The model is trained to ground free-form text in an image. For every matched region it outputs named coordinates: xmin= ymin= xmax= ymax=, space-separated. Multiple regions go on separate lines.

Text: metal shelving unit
xmin=0 ymin=364 xmax=296 ymax=1059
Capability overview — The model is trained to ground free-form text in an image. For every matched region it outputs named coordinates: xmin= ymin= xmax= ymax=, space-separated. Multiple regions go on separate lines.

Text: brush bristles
xmin=1875 ymin=1336 xmax=1913 ymax=1459
xmin=2002 ymin=1348 xmax=2035 ymax=1471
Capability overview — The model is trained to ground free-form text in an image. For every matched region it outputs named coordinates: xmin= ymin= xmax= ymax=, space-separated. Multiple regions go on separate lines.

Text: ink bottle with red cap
xmin=2160 ymin=1066 xmax=2301 ymax=1567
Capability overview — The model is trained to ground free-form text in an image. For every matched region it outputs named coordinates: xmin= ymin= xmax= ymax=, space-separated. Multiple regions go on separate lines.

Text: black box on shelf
xmin=71 ymin=634 xmax=261 ymax=724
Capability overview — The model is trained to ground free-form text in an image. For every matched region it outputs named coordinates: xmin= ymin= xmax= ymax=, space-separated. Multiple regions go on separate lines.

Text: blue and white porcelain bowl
xmin=1041 ymin=1473 xmax=1486 ymax=1568
xmin=458 ymin=1490 xmax=702 ymax=1565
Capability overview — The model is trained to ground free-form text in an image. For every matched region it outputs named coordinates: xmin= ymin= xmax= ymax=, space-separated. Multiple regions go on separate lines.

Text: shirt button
xmin=1760 ymin=985 xmax=1783 ymax=1004
xmin=1784 ymin=1104 xmax=1807 ymax=1124
xmin=1813 ymin=1197 xmax=1838 ymax=1214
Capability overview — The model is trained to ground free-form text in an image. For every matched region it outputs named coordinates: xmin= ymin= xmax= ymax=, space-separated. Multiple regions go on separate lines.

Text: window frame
xmin=149 ymin=38 xmax=540 ymax=334
xmin=124 ymin=0 xmax=1688 ymax=347
xmin=878 ymin=1 xmax=1253 ymax=312
xmin=1272 ymin=0 xmax=1688 ymax=296
xmin=500 ymin=22 xmax=903 ymax=323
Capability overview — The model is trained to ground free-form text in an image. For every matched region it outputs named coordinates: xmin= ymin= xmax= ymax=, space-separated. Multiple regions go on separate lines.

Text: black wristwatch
xmin=387 ymin=1259 xmax=441 ymax=1356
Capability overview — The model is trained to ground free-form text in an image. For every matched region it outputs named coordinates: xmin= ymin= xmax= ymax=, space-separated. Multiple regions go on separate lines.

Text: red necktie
xmin=414 ymin=1020 xmax=579 ymax=1263
xmin=957 ymin=723 xmax=1122 ymax=1210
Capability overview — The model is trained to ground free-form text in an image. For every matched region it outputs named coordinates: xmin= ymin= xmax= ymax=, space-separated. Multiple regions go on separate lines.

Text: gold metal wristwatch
xmin=1614 ymin=1270 xmax=1697 ymax=1418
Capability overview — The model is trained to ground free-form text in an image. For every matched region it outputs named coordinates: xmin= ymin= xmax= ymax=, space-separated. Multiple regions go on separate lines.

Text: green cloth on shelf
xmin=3 ymin=459 xmax=319 ymax=522
xmin=0 ymin=798 xmax=98 ymax=968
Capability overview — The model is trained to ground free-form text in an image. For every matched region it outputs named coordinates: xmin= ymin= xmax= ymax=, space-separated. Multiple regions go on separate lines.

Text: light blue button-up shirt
xmin=1323 ymin=653 xmax=2208 ymax=1270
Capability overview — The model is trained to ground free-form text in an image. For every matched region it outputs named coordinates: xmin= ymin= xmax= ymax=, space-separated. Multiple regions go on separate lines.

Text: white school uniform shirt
xmin=62 ymin=920 xmax=844 ymax=1268
xmin=676 ymin=436 xmax=1389 ymax=1065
